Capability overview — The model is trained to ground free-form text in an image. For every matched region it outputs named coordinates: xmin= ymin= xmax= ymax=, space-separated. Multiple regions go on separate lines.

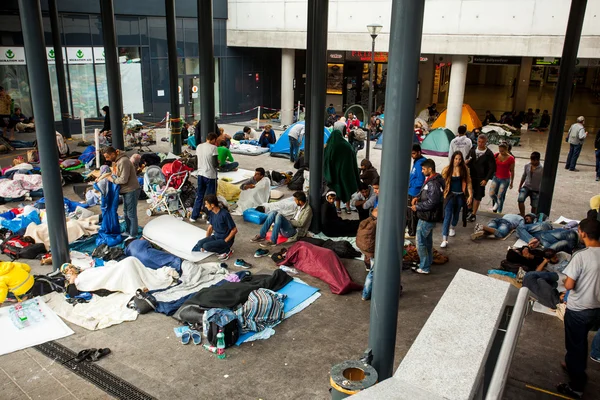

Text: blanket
xmin=261 ymin=196 xmax=297 ymax=218
xmin=25 ymin=216 xmax=99 ymax=248
xmin=278 ymin=241 xmax=362 ymax=294
xmin=233 ymin=177 xmax=272 ymax=215
xmin=0 ymin=173 xmax=43 ymax=198
xmin=230 ymin=143 xmax=269 ymax=156
xmin=217 ymin=180 xmax=242 ymax=202
xmin=152 ymin=261 xmax=228 ymax=303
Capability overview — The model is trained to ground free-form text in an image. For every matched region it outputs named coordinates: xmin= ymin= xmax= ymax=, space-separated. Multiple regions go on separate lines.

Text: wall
xmin=227 ymin=0 xmax=600 ymax=58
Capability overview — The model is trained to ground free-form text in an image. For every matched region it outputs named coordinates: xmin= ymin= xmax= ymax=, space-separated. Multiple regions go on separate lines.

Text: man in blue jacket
xmin=406 ymin=144 xmax=427 ymax=238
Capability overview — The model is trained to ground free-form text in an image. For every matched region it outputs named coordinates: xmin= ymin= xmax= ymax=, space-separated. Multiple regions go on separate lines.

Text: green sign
xmin=5 ymin=49 xmax=14 ymax=59
xmin=76 ymin=49 xmax=84 ymax=59
xmin=48 ymin=49 xmax=55 ymax=59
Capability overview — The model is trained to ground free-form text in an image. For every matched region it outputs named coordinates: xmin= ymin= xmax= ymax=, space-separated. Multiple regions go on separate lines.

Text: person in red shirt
xmin=346 ymin=112 xmax=360 ymax=131
xmin=489 ymin=142 xmax=515 ymax=213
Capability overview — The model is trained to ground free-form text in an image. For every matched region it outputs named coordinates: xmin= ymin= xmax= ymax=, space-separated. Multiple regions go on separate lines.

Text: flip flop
xmin=181 ymin=332 xmax=191 ymax=345
xmin=191 ymin=330 xmax=202 ymax=345
xmin=88 ymin=348 xmax=111 ymax=362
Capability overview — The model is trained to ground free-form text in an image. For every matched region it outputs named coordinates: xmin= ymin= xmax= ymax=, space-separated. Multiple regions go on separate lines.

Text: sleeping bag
xmin=278 ymin=241 xmax=362 ymax=294
xmin=95 ymin=179 xmax=123 ymax=247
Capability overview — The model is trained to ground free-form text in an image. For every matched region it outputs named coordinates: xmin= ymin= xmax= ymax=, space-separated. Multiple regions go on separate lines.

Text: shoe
xmin=234 ymin=259 xmax=253 ymax=269
xmin=250 ymin=235 xmax=265 ymax=243
xmin=415 ymin=268 xmax=430 ymax=275
xmin=411 ymin=265 xmax=418 ymax=272
xmin=467 ymin=214 xmax=476 ymax=222
xmin=556 ymin=383 xmax=583 ymax=399
xmin=471 ymin=231 xmax=485 ymax=241
xmin=217 ymin=250 xmax=233 ymax=261
xmin=364 ymin=260 xmax=371 ymax=272
xmin=254 ymin=248 xmax=270 ymax=258
xmin=260 ymin=241 xmax=277 ymax=248
xmin=449 ymin=228 xmax=456 ymax=237
xmin=440 ymin=240 xmax=448 ymax=248
xmin=492 ymin=203 xmax=498 ymax=212
xmin=191 ymin=330 xmax=202 ymax=345
xmin=345 ymin=208 xmax=352 ymax=214
xmin=592 ymin=354 xmax=600 ymax=363
xmin=474 ymin=223 xmax=484 ymax=233
xmin=189 ymin=218 xmax=196 ymax=223
xmin=181 ymin=332 xmax=191 ymax=345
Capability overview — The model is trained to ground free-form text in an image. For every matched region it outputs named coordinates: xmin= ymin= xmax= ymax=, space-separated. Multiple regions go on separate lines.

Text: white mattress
xmin=143 ymin=215 xmax=213 ymax=262
xmin=230 ymin=144 xmax=269 ymax=156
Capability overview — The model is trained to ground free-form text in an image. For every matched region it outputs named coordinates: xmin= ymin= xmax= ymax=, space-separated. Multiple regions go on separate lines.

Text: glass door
xmin=183 ymin=75 xmax=200 ymax=122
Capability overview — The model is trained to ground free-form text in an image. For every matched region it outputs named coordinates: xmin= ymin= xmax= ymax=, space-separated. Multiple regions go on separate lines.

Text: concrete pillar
xmin=281 ymin=48 xmax=295 ymax=126
xmin=513 ymin=57 xmax=533 ymax=113
xmin=445 ymin=55 xmax=468 ymax=134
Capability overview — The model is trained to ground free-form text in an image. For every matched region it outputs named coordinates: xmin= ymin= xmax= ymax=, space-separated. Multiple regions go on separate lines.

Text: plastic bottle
xmin=203 ymin=344 xmax=217 ymax=353
xmin=216 ymin=329 xmax=226 ymax=359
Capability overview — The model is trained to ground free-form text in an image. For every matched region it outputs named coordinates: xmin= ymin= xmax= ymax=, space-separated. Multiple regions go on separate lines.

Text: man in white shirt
xmin=190 ymin=132 xmax=219 ymax=222
xmin=565 ymin=116 xmax=588 ymax=172
xmin=557 ymin=217 xmax=600 ymax=399
xmin=448 ymin=124 xmax=473 ymax=162
xmin=287 ymin=124 xmax=305 ymax=163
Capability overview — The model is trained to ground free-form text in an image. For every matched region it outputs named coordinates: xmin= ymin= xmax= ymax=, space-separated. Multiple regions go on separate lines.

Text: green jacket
xmin=323 ymin=130 xmax=360 ymax=202
xmin=217 ymin=147 xmax=234 ymax=166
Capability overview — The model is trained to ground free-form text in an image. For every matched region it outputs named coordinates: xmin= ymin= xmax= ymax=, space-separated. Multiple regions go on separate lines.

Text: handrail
xmin=485 ymin=287 xmax=531 ymax=400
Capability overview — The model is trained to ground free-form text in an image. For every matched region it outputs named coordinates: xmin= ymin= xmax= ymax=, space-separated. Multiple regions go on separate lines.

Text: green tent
xmin=421 ymin=128 xmax=455 ymax=156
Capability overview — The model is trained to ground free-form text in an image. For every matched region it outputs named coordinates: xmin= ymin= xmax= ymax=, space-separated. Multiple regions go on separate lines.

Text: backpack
xmin=287 ymin=169 xmax=305 ymax=191
xmin=1 ymin=235 xmax=44 ymax=260
xmin=31 ymin=274 xmax=66 ymax=296
xmin=354 ymin=128 xmax=367 ymax=141
xmin=206 ymin=319 xmax=239 ymax=348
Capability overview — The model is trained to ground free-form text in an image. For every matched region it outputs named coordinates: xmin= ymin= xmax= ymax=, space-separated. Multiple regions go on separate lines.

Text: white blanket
xmin=74 ymin=257 xmax=178 ymax=293
xmin=262 ymin=197 xmax=297 ymax=218
xmin=153 ymin=261 xmax=228 ymax=302
xmin=143 ymin=215 xmax=213 ymax=262
xmin=230 ymin=144 xmax=269 ymax=156
xmin=233 ymin=177 xmax=272 ymax=215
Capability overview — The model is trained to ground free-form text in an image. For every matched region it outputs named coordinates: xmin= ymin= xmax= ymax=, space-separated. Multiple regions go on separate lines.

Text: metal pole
xmin=366 ymin=36 xmax=375 ymax=160
xmin=256 ymin=106 xmax=261 ymax=131
xmin=304 ymin=0 xmax=315 ymax=161
xmin=18 ymin=0 xmax=69 ymax=271
xmin=48 ymin=0 xmax=71 ymax=138
xmin=95 ymin=129 xmax=101 ymax=169
xmin=308 ymin=0 xmax=328 ymax=233
xmin=99 ymin=0 xmax=124 ymax=150
xmin=368 ymin=0 xmax=426 ymax=380
xmin=198 ymin=0 xmax=215 ymax=143
xmin=538 ymin=0 xmax=587 ymax=216
xmin=166 ymin=0 xmax=182 ymax=154
xmin=80 ymin=109 xmax=86 ymax=141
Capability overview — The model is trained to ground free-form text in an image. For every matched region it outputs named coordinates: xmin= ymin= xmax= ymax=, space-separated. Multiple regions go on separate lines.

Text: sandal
xmin=88 ymin=348 xmax=111 ymax=362
xmin=191 ymin=330 xmax=202 ymax=345
xmin=181 ymin=332 xmax=191 ymax=345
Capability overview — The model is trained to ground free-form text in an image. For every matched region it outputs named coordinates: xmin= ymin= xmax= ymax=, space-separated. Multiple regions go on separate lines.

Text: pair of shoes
xmin=440 ymin=240 xmax=448 ymax=248
xmin=218 ymin=250 xmax=233 ymax=261
xmin=449 ymin=228 xmax=456 ymax=237
xmin=254 ymin=248 xmax=270 ymax=258
xmin=556 ymin=383 xmax=583 ymax=399
xmin=181 ymin=330 xmax=201 ymax=345
xmin=415 ymin=268 xmax=430 ymax=275
xmin=234 ymin=259 xmax=253 ymax=269
xmin=250 ymin=234 xmax=265 ymax=243
xmin=69 ymin=348 xmax=111 ymax=364
xmin=260 ymin=241 xmax=277 ymax=248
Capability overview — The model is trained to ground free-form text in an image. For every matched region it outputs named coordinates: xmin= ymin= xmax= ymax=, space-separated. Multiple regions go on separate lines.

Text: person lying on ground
xmin=350 ymin=182 xmax=377 ymax=221
xmin=251 ymin=191 xmax=312 ymax=247
xmin=359 ymin=159 xmax=379 ymax=186
xmin=517 ymin=220 xmax=580 ymax=253
xmin=471 ymin=213 xmax=533 ymax=240
xmin=321 ymin=191 xmax=360 ymax=238
xmin=217 ymin=140 xmax=239 ymax=172
xmin=192 ymin=194 xmax=237 ymax=261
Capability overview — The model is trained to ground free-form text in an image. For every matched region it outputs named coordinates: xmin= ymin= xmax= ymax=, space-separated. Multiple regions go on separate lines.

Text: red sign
xmin=346 ymin=51 xmax=388 ymax=63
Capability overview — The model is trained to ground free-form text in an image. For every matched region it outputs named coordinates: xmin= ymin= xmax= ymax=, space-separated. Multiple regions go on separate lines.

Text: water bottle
xmin=216 ymin=329 xmax=226 ymax=359
xmin=203 ymin=344 xmax=217 ymax=353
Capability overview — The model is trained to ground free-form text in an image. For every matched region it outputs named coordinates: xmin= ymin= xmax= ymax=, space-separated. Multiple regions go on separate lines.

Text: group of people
xmin=0 ymin=86 xmax=35 ymax=141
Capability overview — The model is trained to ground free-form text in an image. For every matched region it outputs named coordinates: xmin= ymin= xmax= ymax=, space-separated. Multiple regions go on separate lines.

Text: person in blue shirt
xmin=326 ymin=104 xmax=336 ymax=116
xmin=192 ymin=194 xmax=238 ymax=261
xmin=406 ymin=144 xmax=427 ymax=238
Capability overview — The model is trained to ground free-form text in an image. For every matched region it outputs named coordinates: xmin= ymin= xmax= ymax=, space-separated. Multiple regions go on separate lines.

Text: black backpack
xmin=206 ymin=319 xmax=239 ymax=348
xmin=288 ymin=169 xmax=305 ymax=191
xmin=31 ymin=274 xmax=66 ymax=296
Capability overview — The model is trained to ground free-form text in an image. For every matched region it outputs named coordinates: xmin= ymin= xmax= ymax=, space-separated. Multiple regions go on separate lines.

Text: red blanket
xmin=278 ymin=241 xmax=362 ymax=295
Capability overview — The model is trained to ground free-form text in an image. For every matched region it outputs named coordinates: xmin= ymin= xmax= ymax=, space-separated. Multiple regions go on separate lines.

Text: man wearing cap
xmin=565 ymin=116 xmax=587 ymax=172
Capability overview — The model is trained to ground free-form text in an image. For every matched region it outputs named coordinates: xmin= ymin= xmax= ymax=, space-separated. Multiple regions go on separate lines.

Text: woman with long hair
xmin=441 ymin=151 xmax=473 ymax=248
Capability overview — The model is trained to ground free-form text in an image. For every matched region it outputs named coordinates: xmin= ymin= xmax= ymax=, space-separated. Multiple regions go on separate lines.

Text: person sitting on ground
xmin=251 ymin=191 xmax=312 ymax=246
xmin=192 ymin=194 xmax=237 ymax=260
xmin=359 ymin=159 xmax=379 ymax=186
xmin=369 ymin=118 xmax=384 ymax=141
xmin=556 ymin=217 xmax=600 ymax=399
xmin=448 ymin=124 xmax=473 ymax=162
xmin=217 ymin=140 xmax=239 ymax=172
xmin=517 ymin=220 xmax=580 ymax=253
xmin=258 ymin=124 xmax=276 ymax=148
xmin=440 ymin=151 xmax=473 ymax=248
xmin=236 ymin=167 xmax=271 ymax=213
xmin=0 ymin=261 xmax=34 ymax=303
xmin=471 ymin=213 xmax=533 ymax=241
xmin=240 ymin=167 xmax=266 ymax=190
xmin=347 ymin=126 xmax=365 ymax=153
xmin=539 ymin=110 xmax=550 ymax=130
xmin=518 ymin=151 xmax=543 ymax=216
xmin=10 ymin=108 xmax=34 ymax=133
xmin=216 ymin=127 xmax=231 ymax=148
xmin=351 ymin=182 xmax=378 ymax=221
xmin=324 ymin=129 xmax=360 ymax=214
xmin=321 ymin=191 xmax=360 ymax=237
xmin=233 ymin=126 xmax=258 ymax=141
xmin=327 ymin=103 xmax=336 ymax=116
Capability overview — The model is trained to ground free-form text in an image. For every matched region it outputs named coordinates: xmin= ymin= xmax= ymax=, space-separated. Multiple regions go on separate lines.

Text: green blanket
xmin=323 ymin=130 xmax=360 ymax=203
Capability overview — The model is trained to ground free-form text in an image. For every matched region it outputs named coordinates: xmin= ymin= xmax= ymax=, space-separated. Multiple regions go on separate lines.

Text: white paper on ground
xmin=0 ymin=297 xmax=74 ymax=355
xmin=532 ymin=301 xmax=558 ymax=317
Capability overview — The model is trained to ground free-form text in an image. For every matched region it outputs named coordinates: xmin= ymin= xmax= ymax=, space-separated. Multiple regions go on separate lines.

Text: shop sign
xmin=46 ymin=47 xmax=67 ymax=65
xmin=0 ymin=47 xmax=26 ymax=65
xmin=93 ymin=47 xmax=105 ymax=64
xmin=327 ymin=51 xmax=345 ymax=62
xmin=67 ymin=47 xmax=93 ymax=64
xmin=346 ymin=51 xmax=388 ymax=63
xmin=468 ymin=56 xmax=521 ymax=65
xmin=534 ymin=57 xmax=560 ymax=66
xmin=420 ymin=57 xmax=428 ymax=62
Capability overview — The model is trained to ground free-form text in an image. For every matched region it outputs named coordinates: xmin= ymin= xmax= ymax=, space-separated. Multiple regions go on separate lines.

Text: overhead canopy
xmin=432 ymin=104 xmax=482 ymax=132
xmin=269 ymin=121 xmax=331 ymax=158
xmin=421 ymin=128 xmax=455 ymax=156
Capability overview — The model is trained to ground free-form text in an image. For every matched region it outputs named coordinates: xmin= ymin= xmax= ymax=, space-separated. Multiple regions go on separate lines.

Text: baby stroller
xmin=143 ymin=165 xmax=189 ymax=218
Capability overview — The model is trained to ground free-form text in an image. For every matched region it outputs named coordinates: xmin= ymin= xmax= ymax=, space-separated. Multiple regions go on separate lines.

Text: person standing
xmin=594 ymin=129 xmax=600 ymax=182
xmin=411 ymin=159 xmax=444 ymax=275
xmin=466 ymin=134 xmax=496 ymax=222
xmin=566 ymin=116 xmax=588 ymax=172
xmin=406 ymin=144 xmax=427 ymax=238
xmin=287 ymin=123 xmax=305 ymax=162
xmin=102 ymin=146 xmax=140 ymax=239
xmin=518 ymin=152 xmax=543 ymax=216
xmin=448 ymin=125 xmax=474 ymax=162
xmin=440 ymin=151 xmax=473 ymax=248
xmin=324 ymin=130 xmax=360 ymax=214
xmin=190 ymin=132 xmax=219 ymax=222
xmin=556 ymin=217 xmax=600 ymax=399
xmin=489 ymin=142 xmax=515 ymax=213
xmin=192 ymin=194 xmax=237 ymax=261
xmin=100 ymin=105 xmax=110 ymax=134
xmin=0 ymin=87 xmax=14 ymax=140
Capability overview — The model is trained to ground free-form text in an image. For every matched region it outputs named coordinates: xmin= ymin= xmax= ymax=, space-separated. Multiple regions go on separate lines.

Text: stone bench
xmin=353 ymin=268 xmax=517 ymax=400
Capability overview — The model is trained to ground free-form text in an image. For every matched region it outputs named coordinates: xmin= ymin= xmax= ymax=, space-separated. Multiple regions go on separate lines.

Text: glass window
xmin=0 ymin=15 xmax=24 ymax=46
xmin=119 ymin=47 xmax=141 ymax=63
xmin=183 ymin=19 xmax=198 ymax=57
xmin=151 ymin=58 xmax=169 ymax=101
xmin=148 ymin=18 xmax=167 ymax=58
xmin=116 ymin=17 xmax=140 ymax=46
xmin=90 ymin=16 xmax=103 ymax=46
xmin=68 ymin=64 xmax=97 ymax=118
xmin=0 ymin=65 xmax=32 ymax=117
xmin=185 ymin=58 xmax=199 ymax=75
xmin=48 ymin=65 xmax=71 ymax=121
xmin=177 ymin=19 xmax=184 ymax=58
xmin=63 ymin=15 xmax=92 ymax=46
xmin=95 ymin=64 xmax=109 ymax=117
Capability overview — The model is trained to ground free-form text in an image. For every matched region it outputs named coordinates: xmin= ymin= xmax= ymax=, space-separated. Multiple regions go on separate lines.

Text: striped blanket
xmin=235 ymin=288 xmax=286 ymax=334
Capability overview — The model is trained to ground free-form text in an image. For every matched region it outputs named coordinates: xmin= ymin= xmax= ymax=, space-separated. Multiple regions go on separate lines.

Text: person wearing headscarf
xmin=324 ymin=130 xmax=360 ymax=214
xmin=321 ymin=191 xmax=360 ymax=237
xmin=359 ymin=159 xmax=379 ymax=186
xmin=100 ymin=106 xmax=110 ymax=134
